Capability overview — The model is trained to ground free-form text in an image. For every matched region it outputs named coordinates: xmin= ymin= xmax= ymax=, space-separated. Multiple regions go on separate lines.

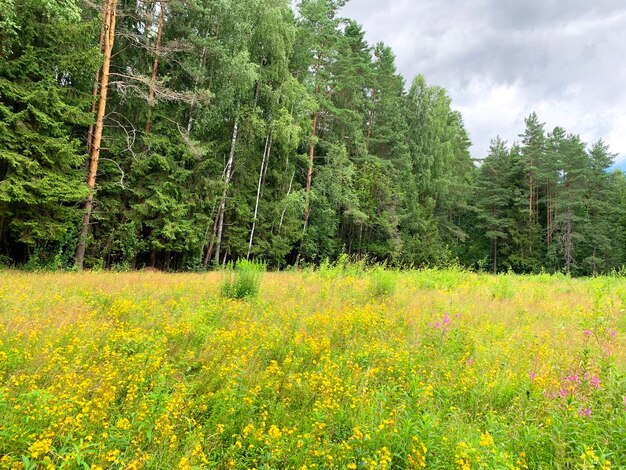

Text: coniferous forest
xmin=1 ymin=0 xmax=625 ymax=276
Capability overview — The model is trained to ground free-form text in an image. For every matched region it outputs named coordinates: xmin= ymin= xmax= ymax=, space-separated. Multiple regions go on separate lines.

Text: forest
xmin=1 ymin=0 xmax=625 ymax=275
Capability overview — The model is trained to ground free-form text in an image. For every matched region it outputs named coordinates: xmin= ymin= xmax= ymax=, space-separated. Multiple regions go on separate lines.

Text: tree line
xmin=1 ymin=0 xmax=624 ymax=275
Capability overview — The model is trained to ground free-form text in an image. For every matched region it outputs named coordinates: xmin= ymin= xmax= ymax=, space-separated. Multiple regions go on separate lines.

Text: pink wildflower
xmin=578 ymin=407 xmax=592 ymax=417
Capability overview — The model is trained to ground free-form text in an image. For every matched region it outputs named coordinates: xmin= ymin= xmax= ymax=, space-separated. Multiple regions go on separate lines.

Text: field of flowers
xmin=0 ymin=268 xmax=625 ymax=469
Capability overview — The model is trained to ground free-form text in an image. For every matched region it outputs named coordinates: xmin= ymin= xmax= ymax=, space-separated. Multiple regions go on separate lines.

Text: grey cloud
xmin=486 ymin=0 xmax=625 ymax=31
xmin=340 ymin=0 xmax=626 ymax=162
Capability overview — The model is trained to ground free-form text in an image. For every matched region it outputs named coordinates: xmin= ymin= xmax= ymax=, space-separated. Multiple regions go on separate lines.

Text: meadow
xmin=0 ymin=268 xmax=625 ymax=469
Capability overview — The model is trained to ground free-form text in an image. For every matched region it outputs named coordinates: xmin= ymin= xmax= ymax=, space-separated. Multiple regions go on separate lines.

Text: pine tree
xmin=544 ymin=127 xmax=565 ymax=262
xmin=553 ymin=134 xmax=589 ymax=275
xmin=510 ymin=113 xmax=546 ymax=272
xmin=76 ymin=0 xmax=119 ymax=270
xmin=350 ymin=44 xmax=409 ymax=260
xmin=474 ymin=138 xmax=514 ymax=273
xmin=294 ymin=0 xmax=347 ymax=244
xmin=582 ymin=141 xmax=620 ymax=272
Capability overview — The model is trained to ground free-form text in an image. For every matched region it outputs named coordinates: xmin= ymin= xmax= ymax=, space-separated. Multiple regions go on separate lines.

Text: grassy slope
xmin=0 ymin=270 xmax=625 ymax=469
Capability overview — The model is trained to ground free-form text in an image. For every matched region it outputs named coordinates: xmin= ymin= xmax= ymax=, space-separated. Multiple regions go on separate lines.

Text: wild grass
xmin=220 ymin=259 xmax=266 ymax=300
xmin=368 ymin=267 xmax=397 ymax=298
xmin=0 ymin=269 xmax=624 ymax=469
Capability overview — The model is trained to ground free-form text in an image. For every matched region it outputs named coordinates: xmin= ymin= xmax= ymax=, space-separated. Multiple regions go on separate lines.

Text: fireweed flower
xmin=3 ymin=270 xmax=625 ymax=468
xmin=584 ymin=330 xmax=593 ymax=337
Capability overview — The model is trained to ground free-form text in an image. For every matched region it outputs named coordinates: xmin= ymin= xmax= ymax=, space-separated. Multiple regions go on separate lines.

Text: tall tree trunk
xmin=204 ymin=214 xmax=219 ymax=268
xmin=592 ymin=247 xmax=597 ymax=273
xmin=547 ymin=184 xmax=552 ymax=245
xmin=553 ymin=189 xmax=559 ymax=252
xmin=0 ymin=215 xmax=5 ymax=254
xmin=535 ymin=185 xmax=539 ymax=225
xmin=204 ymin=119 xmax=238 ymax=267
xmin=277 ymin=170 xmax=295 ymax=235
xmin=145 ymin=0 xmax=165 ymax=135
xmin=87 ymin=8 xmax=108 ymax=154
xmin=303 ymin=111 xmax=319 ymax=233
xmin=302 ymin=54 xmax=322 ymax=237
xmin=564 ymin=183 xmax=573 ymax=275
xmin=247 ymin=133 xmax=272 ymax=259
xmin=528 ymin=170 xmax=534 ymax=224
xmin=565 ymin=211 xmax=572 ymax=275
xmin=492 ymin=237 xmax=498 ymax=275
xmin=76 ymin=0 xmax=118 ymax=270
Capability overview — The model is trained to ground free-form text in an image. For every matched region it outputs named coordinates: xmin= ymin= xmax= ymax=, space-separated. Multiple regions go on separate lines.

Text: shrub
xmin=368 ymin=267 xmax=397 ymax=298
xmin=220 ymin=259 xmax=265 ymax=299
xmin=490 ymin=275 xmax=515 ymax=299
xmin=319 ymin=254 xmax=370 ymax=280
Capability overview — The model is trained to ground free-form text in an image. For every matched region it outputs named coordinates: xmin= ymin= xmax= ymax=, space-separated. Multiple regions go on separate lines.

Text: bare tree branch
xmin=100 ymin=158 xmax=126 ymax=189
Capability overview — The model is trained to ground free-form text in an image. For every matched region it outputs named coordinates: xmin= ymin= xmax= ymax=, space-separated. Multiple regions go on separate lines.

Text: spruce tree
xmin=0 ymin=0 xmax=97 ymax=265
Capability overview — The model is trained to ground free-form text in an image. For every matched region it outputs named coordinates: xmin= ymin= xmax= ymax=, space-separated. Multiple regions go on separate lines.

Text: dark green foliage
xmin=401 ymin=76 xmax=475 ymax=266
xmin=0 ymin=1 xmax=624 ymax=275
xmin=0 ymin=0 xmax=97 ymax=265
xmin=474 ymin=138 xmax=514 ymax=274
xmin=470 ymin=115 xmax=625 ymax=275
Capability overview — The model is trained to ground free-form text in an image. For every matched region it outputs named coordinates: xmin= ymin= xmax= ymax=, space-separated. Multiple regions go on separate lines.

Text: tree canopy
xmin=0 ymin=0 xmax=624 ymax=275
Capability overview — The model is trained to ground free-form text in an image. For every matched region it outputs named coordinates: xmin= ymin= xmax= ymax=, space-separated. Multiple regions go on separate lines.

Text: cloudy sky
xmin=341 ymin=0 xmax=626 ymax=164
